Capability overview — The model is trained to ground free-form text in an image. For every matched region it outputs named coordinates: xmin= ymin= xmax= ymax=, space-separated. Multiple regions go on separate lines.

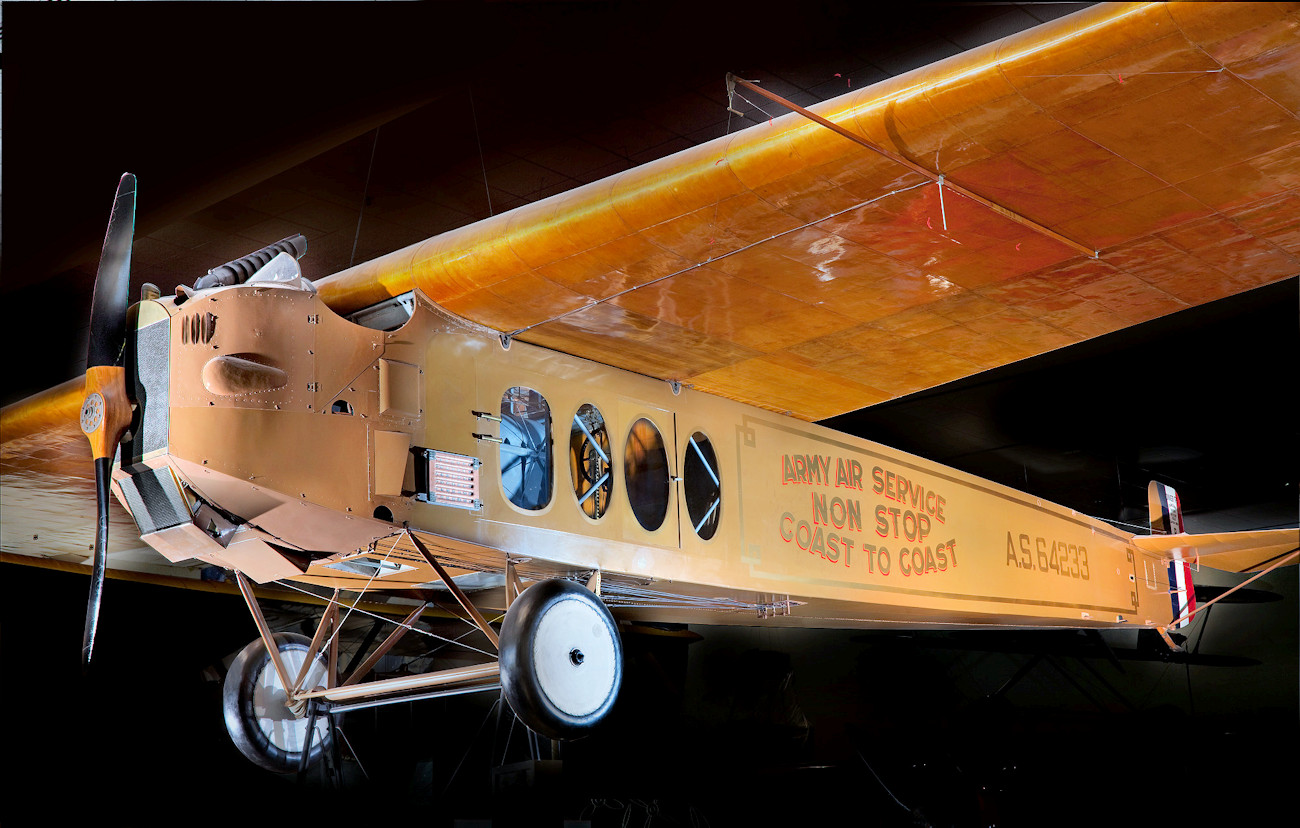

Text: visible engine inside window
xmin=570 ymin=404 xmax=612 ymax=520
xmin=500 ymin=387 xmax=552 ymax=511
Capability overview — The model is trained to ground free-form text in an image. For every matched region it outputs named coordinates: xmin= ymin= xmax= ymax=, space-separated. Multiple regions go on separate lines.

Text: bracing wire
xmin=855 ymin=748 xmax=912 ymax=814
xmin=348 ymin=126 xmax=381 ymax=268
xmin=277 ymin=575 xmax=499 ymax=660
xmin=469 ymin=86 xmax=495 ymax=218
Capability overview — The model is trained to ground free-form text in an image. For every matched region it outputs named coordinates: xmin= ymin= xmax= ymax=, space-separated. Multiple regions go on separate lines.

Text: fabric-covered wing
xmin=0 ymin=379 xmax=168 ymax=572
xmin=318 ymin=1 xmax=1300 ymax=421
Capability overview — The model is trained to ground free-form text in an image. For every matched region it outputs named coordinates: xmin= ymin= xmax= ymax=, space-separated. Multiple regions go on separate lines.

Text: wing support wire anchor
xmin=725 ymin=74 xmax=1097 ymax=259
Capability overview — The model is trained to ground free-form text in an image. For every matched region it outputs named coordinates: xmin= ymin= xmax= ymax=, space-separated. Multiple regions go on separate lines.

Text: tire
xmin=222 ymin=633 xmax=333 ymax=773
xmin=499 ymin=578 xmax=623 ymax=740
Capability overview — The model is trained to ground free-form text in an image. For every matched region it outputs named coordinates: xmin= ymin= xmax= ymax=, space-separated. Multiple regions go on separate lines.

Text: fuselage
xmin=114 ymin=279 xmax=1177 ymax=631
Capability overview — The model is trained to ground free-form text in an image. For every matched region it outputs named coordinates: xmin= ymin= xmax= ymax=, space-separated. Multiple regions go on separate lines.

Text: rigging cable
xmin=855 ymin=748 xmax=912 ymax=814
xmin=470 ymin=86 xmax=495 ymax=218
xmin=348 ymin=126 xmax=382 ymax=268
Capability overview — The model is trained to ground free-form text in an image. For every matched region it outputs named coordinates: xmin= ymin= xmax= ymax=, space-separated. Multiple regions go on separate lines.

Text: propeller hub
xmin=79 ymin=393 xmax=105 ymax=434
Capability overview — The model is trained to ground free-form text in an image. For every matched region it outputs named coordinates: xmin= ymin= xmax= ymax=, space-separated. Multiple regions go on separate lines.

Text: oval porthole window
xmin=570 ymin=404 xmax=613 ymax=520
xmin=624 ymin=417 xmax=669 ymax=532
xmin=683 ymin=432 xmax=721 ymax=540
xmin=500 ymin=387 xmax=552 ymax=511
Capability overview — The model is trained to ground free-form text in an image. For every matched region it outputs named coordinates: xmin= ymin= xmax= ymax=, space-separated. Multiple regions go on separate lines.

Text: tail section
xmin=1149 ymin=481 xmax=1195 ymax=628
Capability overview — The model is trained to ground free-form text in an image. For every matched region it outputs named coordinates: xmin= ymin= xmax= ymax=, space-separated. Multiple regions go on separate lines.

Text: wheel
xmin=222 ymin=633 xmax=333 ymax=773
xmin=499 ymin=578 xmax=623 ymax=740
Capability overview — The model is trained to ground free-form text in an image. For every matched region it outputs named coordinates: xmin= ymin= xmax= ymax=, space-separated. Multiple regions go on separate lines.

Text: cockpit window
xmin=570 ymin=404 xmax=612 ymax=520
xmin=624 ymin=417 xmax=669 ymax=531
xmin=500 ymin=387 xmax=552 ymax=510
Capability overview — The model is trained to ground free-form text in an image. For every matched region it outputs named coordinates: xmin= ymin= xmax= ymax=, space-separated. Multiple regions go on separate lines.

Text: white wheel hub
xmin=532 ymin=596 xmax=617 ymax=718
xmin=251 ymin=648 xmax=329 ymax=754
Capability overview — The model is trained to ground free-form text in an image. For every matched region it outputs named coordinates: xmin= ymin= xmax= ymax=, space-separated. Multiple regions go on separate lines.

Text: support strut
xmin=409 ymin=532 xmax=500 ymax=650
xmin=234 ymin=571 xmax=296 ymax=709
xmin=342 ymin=602 xmax=430 ymax=686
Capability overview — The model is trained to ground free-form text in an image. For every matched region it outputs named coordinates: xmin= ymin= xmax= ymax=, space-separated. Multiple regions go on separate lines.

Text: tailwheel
xmin=223 ymin=633 xmax=333 ymax=773
xmin=499 ymin=578 xmax=622 ymax=740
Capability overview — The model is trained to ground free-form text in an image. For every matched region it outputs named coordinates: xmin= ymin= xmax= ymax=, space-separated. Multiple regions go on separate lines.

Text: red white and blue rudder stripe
xmin=1148 ymin=481 xmax=1196 ymax=628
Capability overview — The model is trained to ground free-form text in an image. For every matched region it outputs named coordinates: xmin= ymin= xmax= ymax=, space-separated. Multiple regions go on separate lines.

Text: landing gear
xmin=223 ymin=633 xmax=333 ymax=773
xmin=499 ymin=578 xmax=622 ymax=740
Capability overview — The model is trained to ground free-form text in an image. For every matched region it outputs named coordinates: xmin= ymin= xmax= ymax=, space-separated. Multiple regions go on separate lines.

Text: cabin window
xmin=624 ymin=417 xmax=669 ymax=531
xmin=683 ymin=432 xmax=721 ymax=540
xmin=500 ymin=387 xmax=552 ymax=511
xmin=570 ymin=404 xmax=612 ymax=520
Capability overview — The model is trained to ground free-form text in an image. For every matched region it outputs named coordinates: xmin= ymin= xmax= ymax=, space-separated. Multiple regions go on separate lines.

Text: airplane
xmin=1 ymin=0 xmax=1296 ymax=789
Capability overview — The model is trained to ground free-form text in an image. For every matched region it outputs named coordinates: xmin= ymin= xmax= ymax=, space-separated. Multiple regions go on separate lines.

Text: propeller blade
xmin=80 ymin=173 xmax=138 ymax=668
xmin=87 ymin=173 xmax=137 ymax=369
xmin=83 ymin=458 xmax=112 ymax=666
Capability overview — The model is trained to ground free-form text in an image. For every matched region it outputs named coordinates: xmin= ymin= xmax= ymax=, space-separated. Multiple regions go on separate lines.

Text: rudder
xmin=1149 ymin=481 xmax=1195 ymax=628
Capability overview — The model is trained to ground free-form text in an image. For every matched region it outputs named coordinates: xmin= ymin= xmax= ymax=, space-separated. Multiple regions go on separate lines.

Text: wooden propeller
xmin=79 ymin=173 xmax=136 ymax=667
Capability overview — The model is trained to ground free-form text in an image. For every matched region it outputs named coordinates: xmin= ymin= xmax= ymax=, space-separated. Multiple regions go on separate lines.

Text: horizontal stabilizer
xmin=1131 ymin=529 xmax=1299 ymax=574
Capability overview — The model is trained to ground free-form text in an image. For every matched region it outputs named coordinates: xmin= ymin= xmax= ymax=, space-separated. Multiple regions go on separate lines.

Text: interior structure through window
xmin=500 ymin=386 xmax=552 ymax=511
xmin=683 ymin=431 xmax=720 ymax=540
xmin=570 ymin=403 xmax=612 ymax=520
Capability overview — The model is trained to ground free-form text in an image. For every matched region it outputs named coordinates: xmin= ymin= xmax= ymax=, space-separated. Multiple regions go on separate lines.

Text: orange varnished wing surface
xmin=2 ymin=379 xmax=163 ymax=570
xmin=4 ymin=2 xmax=1298 ymax=571
xmin=314 ymin=2 xmax=1300 ymax=420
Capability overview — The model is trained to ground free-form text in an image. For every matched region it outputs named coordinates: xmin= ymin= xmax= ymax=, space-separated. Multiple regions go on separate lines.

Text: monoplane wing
xmin=315 ymin=2 xmax=1300 ymax=420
